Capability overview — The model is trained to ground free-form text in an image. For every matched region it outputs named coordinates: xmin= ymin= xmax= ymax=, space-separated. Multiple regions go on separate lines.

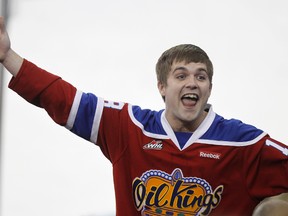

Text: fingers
xmin=0 ymin=16 xmax=4 ymax=26
xmin=0 ymin=16 xmax=6 ymax=34
xmin=0 ymin=16 xmax=10 ymax=63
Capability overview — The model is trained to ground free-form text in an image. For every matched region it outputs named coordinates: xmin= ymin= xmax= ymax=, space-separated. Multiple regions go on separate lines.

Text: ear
xmin=208 ymin=83 xmax=213 ymax=97
xmin=157 ymin=81 xmax=166 ymax=97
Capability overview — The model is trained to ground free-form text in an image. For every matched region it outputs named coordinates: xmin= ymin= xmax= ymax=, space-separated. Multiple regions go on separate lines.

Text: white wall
xmin=1 ymin=0 xmax=288 ymax=215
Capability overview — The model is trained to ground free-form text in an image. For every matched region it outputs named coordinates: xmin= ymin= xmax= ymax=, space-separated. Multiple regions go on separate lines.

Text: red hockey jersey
xmin=9 ymin=59 xmax=288 ymax=215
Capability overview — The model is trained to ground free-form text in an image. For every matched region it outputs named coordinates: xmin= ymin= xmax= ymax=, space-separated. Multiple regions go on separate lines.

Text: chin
xmin=185 ymin=109 xmax=206 ymax=123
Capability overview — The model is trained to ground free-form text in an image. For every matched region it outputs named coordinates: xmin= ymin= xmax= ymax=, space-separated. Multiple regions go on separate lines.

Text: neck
xmin=171 ymin=110 xmax=208 ymax=133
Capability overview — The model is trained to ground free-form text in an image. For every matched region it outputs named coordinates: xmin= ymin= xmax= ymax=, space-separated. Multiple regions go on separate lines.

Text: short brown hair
xmin=156 ymin=44 xmax=213 ymax=85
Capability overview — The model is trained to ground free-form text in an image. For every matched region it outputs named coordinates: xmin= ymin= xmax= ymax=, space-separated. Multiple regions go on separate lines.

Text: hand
xmin=0 ymin=16 xmax=23 ymax=77
xmin=0 ymin=16 xmax=11 ymax=63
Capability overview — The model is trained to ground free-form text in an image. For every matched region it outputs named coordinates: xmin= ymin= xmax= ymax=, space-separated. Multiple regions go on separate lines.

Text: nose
xmin=185 ymin=75 xmax=198 ymax=89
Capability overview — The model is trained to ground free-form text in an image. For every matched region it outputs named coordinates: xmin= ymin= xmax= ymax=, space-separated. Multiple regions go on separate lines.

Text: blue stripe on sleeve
xmin=70 ymin=93 xmax=98 ymax=141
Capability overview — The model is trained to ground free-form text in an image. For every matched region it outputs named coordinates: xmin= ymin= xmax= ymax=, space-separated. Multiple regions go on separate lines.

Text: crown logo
xmin=132 ymin=168 xmax=223 ymax=215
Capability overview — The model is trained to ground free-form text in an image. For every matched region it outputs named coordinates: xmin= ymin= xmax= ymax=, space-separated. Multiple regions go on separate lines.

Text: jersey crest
xmin=132 ymin=168 xmax=223 ymax=215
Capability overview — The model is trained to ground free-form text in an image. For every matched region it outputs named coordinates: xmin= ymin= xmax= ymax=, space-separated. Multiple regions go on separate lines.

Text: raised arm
xmin=0 ymin=16 xmax=24 ymax=76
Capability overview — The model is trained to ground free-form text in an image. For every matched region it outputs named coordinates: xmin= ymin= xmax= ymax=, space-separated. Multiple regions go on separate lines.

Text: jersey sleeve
xmin=64 ymin=91 xmax=131 ymax=162
xmin=9 ymin=59 xmax=77 ymax=125
xmin=244 ymin=136 xmax=288 ymax=201
xmin=8 ymin=59 xmax=129 ymax=162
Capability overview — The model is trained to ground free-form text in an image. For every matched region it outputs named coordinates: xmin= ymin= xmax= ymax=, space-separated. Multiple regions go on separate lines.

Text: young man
xmin=0 ymin=17 xmax=287 ymax=215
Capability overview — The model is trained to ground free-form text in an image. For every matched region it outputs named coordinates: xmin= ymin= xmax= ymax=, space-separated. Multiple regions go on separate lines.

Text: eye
xmin=196 ymin=74 xmax=207 ymax=81
xmin=176 ymin=73 xmax=186 ymax=80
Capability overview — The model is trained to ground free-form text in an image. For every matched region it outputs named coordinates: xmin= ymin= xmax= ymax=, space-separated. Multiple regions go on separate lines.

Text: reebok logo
xmin=199 ymin=151 xmax=221 ymax=160
xmin=143 ymin=140 xmax=163 ymax=150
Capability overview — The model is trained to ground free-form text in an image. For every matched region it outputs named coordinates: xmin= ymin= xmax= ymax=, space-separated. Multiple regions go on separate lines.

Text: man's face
xmin=158 ymin=61 xmax=212 ymax=132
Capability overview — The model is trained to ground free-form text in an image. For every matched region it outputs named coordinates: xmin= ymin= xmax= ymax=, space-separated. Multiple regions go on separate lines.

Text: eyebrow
xmin=172 ymin=66 xmax=208 ymax=74
xmin=173 ymin=66 xmax=187 ymax=73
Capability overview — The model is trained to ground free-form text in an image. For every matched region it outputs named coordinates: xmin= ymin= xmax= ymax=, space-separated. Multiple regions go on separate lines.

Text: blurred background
xmin=0 ymin=0 xmax=288 ymax=215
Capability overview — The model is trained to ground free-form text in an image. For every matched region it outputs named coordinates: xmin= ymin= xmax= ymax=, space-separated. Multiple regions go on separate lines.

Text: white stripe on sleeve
xmin=90 ymin=97 xmax=104 ymax=144
xmin=65 ymin=90 xmax=83 ymax=130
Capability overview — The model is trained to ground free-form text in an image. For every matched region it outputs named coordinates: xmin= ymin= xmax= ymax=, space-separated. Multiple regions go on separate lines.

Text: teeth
xmin=183 ymin=94 xmax=198 ymax=100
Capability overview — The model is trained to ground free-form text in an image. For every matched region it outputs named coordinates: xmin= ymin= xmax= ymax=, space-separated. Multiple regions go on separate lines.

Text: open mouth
xmin=181 ymin=93 xmax=199 ymax=106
